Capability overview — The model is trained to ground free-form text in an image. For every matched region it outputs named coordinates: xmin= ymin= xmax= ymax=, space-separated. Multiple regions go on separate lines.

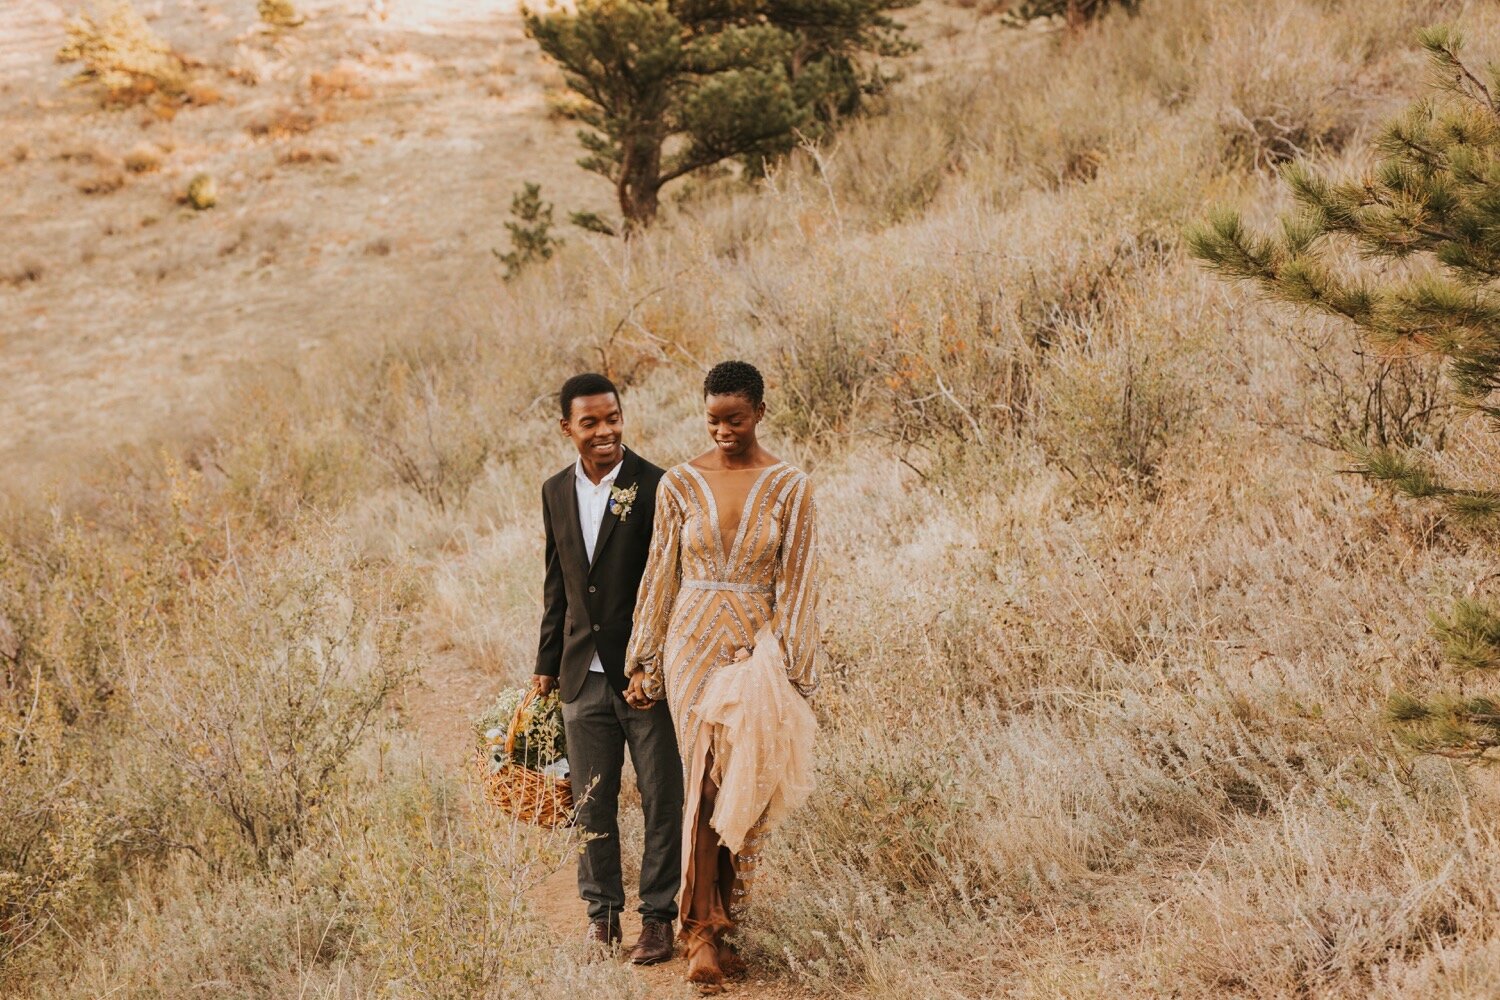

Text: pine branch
xmin=1421 ymin=25 xmax=1500 ymax=117
xmin=1354 ymin=446 xmax=1500 ymax=520
xmin=1195 ymin=23 xmax=1500 ymax=764
xmin=1387 ymin=690 xmax=1500 ymax=758
xmin=1184 ymin=210 xmax=1277 ymax=282
xmin=1434 ymin=598 xmax=1500 ymax=672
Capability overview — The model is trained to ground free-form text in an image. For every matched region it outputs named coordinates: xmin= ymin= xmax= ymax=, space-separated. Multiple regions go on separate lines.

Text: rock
xmin=185 ymin=172 xmax=216 ymax=210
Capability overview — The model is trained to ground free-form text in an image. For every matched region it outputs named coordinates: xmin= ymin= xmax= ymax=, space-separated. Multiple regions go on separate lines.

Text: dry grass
xmin=7 ymin=0 xmax=1500 ymax=995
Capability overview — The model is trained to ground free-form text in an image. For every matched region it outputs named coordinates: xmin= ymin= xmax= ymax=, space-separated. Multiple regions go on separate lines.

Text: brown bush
xmin=348 ymin=354 xmax=498 ymax=513
xmin=308 ymin=67 xmax=371 ymax=102
xmin=246 ymin=107 xmax=318 ymax=139
xmin=122 ymin=143 xmax=163 ymax=173
xmin=3 ymin=261 xmax=44 ymax=287
xmin=129 ymin=547 xmax=419 ymax=865
xmin=258 ymin=0 xmax=305 ymax=28
xmin=278 ymin=146 xmax=341 ymax=166
xmin=75 ymin=170 xmax=125 ymax=195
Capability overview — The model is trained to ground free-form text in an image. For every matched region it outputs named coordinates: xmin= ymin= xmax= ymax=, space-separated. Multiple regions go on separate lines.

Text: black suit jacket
xmin=536 ymin=449 xmax=665 ymax=703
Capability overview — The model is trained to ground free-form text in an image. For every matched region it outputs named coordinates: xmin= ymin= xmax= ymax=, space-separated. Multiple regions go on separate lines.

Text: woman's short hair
xmin=703 ymin=360 xmax=764 ymax=406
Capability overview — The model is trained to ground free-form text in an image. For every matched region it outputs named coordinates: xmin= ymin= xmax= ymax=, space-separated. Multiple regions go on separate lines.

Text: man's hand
xmin=624 ymin=670 xmax=654 ymax=710
xmin=532 ymin=674 xmax=557 ymax=697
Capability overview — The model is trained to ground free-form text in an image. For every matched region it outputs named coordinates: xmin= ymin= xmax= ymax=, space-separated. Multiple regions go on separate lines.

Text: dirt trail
xmin=405 ymin=647 xmax=822 ymax=999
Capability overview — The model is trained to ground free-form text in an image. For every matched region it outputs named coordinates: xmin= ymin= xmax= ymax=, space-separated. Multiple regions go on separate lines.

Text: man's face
xmin=562 ymin=392 xmax=624 ymax=466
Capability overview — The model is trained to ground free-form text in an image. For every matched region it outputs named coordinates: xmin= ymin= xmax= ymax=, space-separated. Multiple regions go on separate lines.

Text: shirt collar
xmin=574 ymin=448 xmax=626 ymax=489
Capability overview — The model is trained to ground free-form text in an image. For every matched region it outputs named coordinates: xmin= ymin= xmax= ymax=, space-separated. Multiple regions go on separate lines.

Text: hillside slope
xmin=6 ymin=1 xmax=1500 ymax=998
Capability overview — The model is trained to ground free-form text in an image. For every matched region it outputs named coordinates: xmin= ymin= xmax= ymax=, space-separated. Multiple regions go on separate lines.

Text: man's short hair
xmin=559 ymin=372 xmax=620 ymax=420
xmin=702 ymin=360 xmax=764 ymax=406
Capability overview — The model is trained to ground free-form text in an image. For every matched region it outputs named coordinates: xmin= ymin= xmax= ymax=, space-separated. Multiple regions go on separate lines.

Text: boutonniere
xmin=609 ymin=482 xmax=639 ymax=521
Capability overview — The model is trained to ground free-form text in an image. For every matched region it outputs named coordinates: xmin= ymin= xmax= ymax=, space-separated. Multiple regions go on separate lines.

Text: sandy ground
xmin=0 ymin=0 xmax=599 ymax=476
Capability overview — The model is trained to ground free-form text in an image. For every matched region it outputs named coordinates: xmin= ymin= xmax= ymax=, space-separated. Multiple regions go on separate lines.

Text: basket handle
xmin=505 ymin=685 xmax=542 ymax=758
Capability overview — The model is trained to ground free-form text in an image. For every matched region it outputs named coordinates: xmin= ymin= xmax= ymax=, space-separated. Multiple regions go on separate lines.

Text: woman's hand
xmin=624 ymin=669 xmax=655 ymax=710
xmin=733 ymin=647 xmax=751 ymax=662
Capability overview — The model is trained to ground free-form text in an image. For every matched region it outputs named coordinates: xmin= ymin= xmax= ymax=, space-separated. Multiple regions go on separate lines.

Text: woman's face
xmin=705 ymin=392 xmax=764 ymax=458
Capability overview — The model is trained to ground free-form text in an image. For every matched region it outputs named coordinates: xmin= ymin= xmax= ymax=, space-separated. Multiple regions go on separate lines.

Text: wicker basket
xmin=476 ymin=687 xmax=574 ymax=828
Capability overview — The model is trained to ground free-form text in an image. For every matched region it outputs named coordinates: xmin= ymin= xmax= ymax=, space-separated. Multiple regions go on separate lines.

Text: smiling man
xmin=534 ymin=372 xmax=683 ymax=964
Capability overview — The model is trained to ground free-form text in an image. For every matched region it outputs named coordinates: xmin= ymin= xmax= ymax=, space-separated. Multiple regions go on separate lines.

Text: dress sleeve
xmin=625 ymin=475 xmax=681 ymax=701
xmin=771 ymin=474 xmax=821 ymax=697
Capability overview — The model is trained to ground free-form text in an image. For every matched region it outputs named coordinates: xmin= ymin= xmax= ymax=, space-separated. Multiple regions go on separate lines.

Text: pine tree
xmin=494 ymin=182 xmax=562 ymax=281
xmin=1188 ymin=25 xmax=1500 ymax=759
xmin=523 ymin=0 xmax=912 ymax=231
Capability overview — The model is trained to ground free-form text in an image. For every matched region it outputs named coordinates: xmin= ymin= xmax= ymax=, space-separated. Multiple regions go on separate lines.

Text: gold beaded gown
xmin=625 ymin=461 xmax=820 ymax=924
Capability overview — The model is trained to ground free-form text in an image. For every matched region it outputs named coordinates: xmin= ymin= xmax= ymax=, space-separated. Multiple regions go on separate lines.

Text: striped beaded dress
xmin=624 ymin=461 xmax=820 ymax=922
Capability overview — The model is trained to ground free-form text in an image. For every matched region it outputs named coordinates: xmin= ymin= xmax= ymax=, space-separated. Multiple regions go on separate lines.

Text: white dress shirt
xmin=575 ymin=451 xmax=624 ymax=673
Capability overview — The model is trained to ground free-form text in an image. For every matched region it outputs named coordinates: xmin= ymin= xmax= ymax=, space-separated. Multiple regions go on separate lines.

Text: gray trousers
xmin=562 ymin=671 xmax=684 ymax=924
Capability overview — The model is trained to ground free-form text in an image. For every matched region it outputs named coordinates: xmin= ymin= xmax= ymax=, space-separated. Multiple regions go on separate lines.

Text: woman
xmin=623 ymin=360 xmax=820 ymax=993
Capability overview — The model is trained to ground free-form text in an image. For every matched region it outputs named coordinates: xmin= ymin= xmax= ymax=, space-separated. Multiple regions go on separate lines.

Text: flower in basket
xmin=473 ymin=686 xmax=568 ymax=773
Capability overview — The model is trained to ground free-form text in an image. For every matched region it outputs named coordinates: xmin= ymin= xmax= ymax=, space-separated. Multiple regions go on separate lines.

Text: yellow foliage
xmin=56 ymin=0 xmax=184 ymax=100
xmin=258 ymin=0 xmax=305 ymax=28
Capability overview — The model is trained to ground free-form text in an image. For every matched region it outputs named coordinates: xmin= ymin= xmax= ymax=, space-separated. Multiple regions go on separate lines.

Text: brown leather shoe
xmin=585 ymin=917 xmax=622 ymax=951
xmin=629 ymin=919 xmax=675 ymax=965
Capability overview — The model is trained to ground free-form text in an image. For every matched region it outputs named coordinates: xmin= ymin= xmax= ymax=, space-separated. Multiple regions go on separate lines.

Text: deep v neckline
xmin=686 ymin=462 xmax=784 ymax=576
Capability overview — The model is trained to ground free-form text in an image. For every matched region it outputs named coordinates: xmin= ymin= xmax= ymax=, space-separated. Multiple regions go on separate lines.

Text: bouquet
xmin=473 ymin=686 xmax=568 ymax=777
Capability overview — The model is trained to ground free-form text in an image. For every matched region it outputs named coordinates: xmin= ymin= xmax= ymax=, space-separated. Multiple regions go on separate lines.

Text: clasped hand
xmin=624 ymin=670 xmax=655 ymax=710
xmin=625 ymin=647 xmax=750 ymax=710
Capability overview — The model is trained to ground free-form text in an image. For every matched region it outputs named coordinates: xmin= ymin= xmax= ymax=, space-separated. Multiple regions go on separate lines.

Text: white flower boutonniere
xmin=609 ymin=482 xmax=639 ymax=521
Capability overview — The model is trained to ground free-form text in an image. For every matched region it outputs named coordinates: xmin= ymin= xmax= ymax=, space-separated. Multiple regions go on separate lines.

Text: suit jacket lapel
xmin=556 ymin=469 xmax=590 ymax=575
xmin=588 ymin=450 xmax=637 ymax=575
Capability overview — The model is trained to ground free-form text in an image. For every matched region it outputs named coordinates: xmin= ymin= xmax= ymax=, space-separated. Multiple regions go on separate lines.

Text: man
xmin=534 ymin=372 xmax=683 ymax=964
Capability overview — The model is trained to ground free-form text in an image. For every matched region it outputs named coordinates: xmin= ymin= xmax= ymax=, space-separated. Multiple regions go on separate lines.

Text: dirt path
xmin=404 ymin=646 xmax=822 ymax=999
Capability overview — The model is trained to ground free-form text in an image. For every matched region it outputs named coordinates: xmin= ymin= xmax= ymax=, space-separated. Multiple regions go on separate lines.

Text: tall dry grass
xmin=7 ymin=0 xmax=1500 ymax=995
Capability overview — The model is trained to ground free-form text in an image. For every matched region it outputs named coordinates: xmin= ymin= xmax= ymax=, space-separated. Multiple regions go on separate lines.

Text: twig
xmin=934 ymin=373 xmax=986 ymax=444
xmin=796 ymin=133 xmax=844 ymax=236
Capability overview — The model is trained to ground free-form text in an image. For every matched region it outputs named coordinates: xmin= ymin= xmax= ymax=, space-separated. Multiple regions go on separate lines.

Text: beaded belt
xmin=681 ymin=579 xmax=774 ymax=595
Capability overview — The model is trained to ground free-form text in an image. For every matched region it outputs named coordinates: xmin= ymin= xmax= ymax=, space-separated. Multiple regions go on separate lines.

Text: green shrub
xmin=495 ymin=182 xmax=563 ymax=281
